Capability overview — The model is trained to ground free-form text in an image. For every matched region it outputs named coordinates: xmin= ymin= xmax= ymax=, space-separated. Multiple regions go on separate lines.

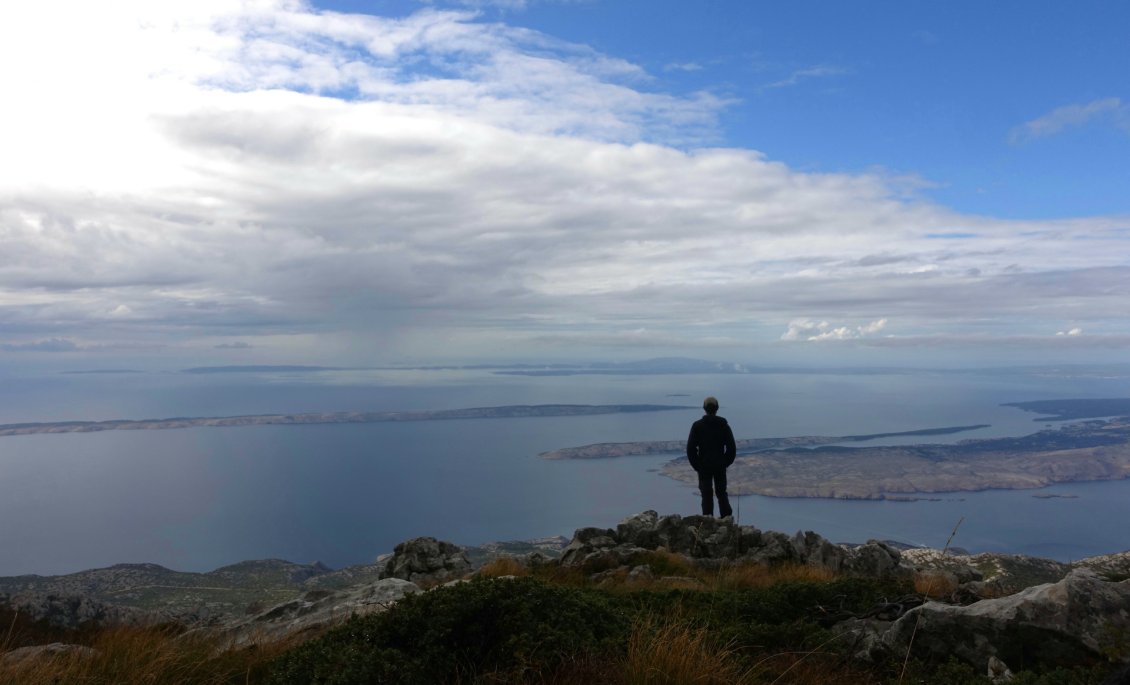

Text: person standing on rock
xmin=686 ymin=396 xmax=737 ymax=518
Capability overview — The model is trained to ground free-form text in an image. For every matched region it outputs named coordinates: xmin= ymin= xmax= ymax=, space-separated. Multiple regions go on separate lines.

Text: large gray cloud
xmin=1 ymin=2 xmax=1128 ymax=364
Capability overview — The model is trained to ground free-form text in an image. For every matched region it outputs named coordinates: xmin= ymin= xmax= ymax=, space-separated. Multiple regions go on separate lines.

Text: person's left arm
xmin=686 ymin=423 xmax=702 ymax=472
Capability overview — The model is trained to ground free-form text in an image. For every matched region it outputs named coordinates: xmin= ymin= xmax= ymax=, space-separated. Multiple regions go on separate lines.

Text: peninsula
xmin=545 ymin=399 xmax=1130 ymax=499
xmin=0 ymin=404 xmax=692 ymax=438
xmin=661 ymin=417 xmax=1130 ymax=499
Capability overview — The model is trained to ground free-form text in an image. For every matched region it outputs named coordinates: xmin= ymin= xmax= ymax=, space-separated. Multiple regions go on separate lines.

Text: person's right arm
xmin=686 ymin=423 xmax=701 ymax=472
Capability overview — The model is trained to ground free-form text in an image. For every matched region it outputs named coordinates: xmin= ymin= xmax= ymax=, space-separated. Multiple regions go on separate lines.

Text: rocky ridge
xmin=5 ymin=511 xmax=1130 ymax=676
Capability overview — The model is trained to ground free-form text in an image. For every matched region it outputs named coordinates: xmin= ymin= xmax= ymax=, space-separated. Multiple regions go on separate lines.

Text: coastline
xmin=658 ymin=417 xmax=1130 ymax=499
xmin=0 ymin=404 xmax=693 ymax=438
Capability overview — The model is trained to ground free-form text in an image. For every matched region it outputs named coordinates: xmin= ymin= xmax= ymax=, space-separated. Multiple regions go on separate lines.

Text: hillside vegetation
xmin=2 ymin=555 xmax=1121 ymax=684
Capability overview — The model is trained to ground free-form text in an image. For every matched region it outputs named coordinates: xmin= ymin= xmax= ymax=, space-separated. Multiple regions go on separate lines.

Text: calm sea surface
xmin=1 ymin=367 xmax=1129 ymax=576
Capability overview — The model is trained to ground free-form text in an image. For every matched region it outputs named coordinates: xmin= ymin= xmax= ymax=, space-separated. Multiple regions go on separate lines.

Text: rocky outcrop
xmin=559 ymin=510 xmax=912 ymax=580
xmin=379 ymin=537 xmax=471 ymax=584
xmin=903 ymin=547 xmax=1130 ymax=599
xmin=221 ymin=578 xmax=420 ymax=646
xmin=463 ymin=536 xmax=569 ymax=568
xmin=840 ymin=569 xmax=1130 ymax=671
xmin=0 ymin=592 xmax=156 ymax=630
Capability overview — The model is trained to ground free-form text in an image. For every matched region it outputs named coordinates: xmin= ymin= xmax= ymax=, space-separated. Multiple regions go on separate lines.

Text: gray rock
xmin=793 ymin=531 xmax=848 ymax=570
xmin=559 ymin=511 xmax=911 ymax=579
xmin=879 ymin=569 xmax=1130 ymax=670
xmin=221 ymin=577 xmax=420 ymax=646
xmin=842 ymin=540 xmax=912 ymax=580
xmin=379 ymin=537 xmax=471 ymax=584
xmin=0 ymin=592 xmax=156 ymax=630
xmin=832 ymin=618 xmax=892 ymax=663
xmin=741 ymin=530 xmax=799 ymax=565
xmin=987 ymin=655 xmax=1014 ymax=683
xmin=464 ymin=535 xmax=570 ymax=566
xmin=616 ymin=510 xmax=660 ymax=546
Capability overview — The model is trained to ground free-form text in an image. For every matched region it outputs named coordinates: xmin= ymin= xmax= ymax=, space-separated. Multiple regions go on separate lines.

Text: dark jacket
xmin=686 ymin=414 xmax=736 ymax=472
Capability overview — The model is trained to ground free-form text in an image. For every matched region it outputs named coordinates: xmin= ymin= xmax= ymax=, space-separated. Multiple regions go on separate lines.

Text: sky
xmin=1 ymin=0 xmax=1128 ymax=371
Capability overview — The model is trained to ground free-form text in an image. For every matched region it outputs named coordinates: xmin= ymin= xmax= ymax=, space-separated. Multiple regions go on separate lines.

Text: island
xmin=0 ymin=404 xmax=693 ymax=438
xmin=1002 ymin=398 xmax=1130 ymax=421
xmin=539 ymin=424 xmax=990 ymax=460
xmin=658 ymin=417 xmax=1130 ymax=499
xmin=544 ymin=398 xmax=1130 ymax=500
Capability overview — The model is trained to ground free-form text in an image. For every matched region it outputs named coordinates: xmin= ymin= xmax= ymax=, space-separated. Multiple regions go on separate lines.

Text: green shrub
xmin=267 ymin=577 xmax=628 ymax=684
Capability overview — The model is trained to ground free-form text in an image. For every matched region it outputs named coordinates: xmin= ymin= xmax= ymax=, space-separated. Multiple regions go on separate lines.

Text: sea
xmin=1 ymin=365 xmax=1129 ymax=577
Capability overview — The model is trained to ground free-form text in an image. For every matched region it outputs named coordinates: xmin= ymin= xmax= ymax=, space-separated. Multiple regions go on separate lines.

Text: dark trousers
xmin=697 ymin=468 xmax=732 ymax=518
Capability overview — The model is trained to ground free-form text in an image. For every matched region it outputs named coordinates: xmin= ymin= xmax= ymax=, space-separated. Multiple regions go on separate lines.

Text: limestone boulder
xmin=221 ymin=577 xmax=420 ymax=646
xmin=842 ymin=540 xmax=913 ymax=580
xmin=879 ymin=569 xmax=1130 ymax=670
xmin=379 ymin=537 xmax=471 ymax=584
xmin=793 ymin=530 xmax=848 ymax=570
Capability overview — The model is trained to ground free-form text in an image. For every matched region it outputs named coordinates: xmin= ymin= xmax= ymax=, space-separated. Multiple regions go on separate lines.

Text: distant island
xmin=0 ymin=404 xmax=693 ymax=438
xmin=539 ymin=424 xmax=990 ymax=460
xmin=1002 ymin=398 xmax=1130 ymax=421
xmin=545 ymin=398 xmax=1130 ymax=500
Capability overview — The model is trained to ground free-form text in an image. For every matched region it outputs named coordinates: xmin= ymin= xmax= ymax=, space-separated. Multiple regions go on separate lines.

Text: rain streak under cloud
xmin=1 ymin=1 xmax=1128 ymax=368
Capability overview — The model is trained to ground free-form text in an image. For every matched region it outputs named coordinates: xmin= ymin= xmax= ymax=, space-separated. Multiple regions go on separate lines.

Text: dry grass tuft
xmin=913 ymin=570 xmax=958 ymax=599
xmin=623 ymin=617 xmax=756 ymax=685
xmin=0 ymin=625 xmax=292 ymax=685
xmin=712 ymin=562 xmax=837 ymax=591
xmin=478 ymin=556 xmax=534 ymax=579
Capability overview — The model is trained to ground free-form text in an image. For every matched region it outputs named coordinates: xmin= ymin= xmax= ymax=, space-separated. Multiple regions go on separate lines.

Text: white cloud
xmin=1057 ymin=328 xmax=1083 ymax=337
xmin=763 ymin=65 xmax=850 ymax=90
xmin=0 ymin=2 xmax=1128 ymax=364
xmin=1009 ymin=98 xmax=1126 ymax=144
xmin=664 ymin=61 xmax=703 ymax=72
xmin=781 ymin=319 xmax=888 ymax=342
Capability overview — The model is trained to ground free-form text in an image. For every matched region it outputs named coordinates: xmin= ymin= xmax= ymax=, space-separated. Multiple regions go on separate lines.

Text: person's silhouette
xmin=686 ymin=396 xmax=736 ymax=517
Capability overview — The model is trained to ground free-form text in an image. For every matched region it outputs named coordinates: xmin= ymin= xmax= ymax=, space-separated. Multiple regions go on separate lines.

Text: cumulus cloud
xmin=0 ymin=2 xmax=1128 ymax=363
xmin=781 ymin=319 xmax=888 ymax=342
xmin=1009 ymin=98 xmax=1126 ymax=143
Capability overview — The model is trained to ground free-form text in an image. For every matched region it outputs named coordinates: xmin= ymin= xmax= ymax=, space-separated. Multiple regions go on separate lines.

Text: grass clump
xmin=0 ymin=624 xmax=290 ymax=685
xmin=623 ymin=616 xmax=755 ymax=685
xmin=477 ymin=556 xmax=533 ymax=578
xmin=913 ymin=570 xmax=959 ymax=599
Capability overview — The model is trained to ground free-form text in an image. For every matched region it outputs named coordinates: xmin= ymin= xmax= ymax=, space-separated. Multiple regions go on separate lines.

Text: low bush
xmin=267 ymin=577 xmax=628 ymax=684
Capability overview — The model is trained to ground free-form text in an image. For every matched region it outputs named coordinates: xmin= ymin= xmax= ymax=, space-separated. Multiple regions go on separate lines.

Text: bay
xmin=1 ymin=366 xmax=1128 ymax=576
